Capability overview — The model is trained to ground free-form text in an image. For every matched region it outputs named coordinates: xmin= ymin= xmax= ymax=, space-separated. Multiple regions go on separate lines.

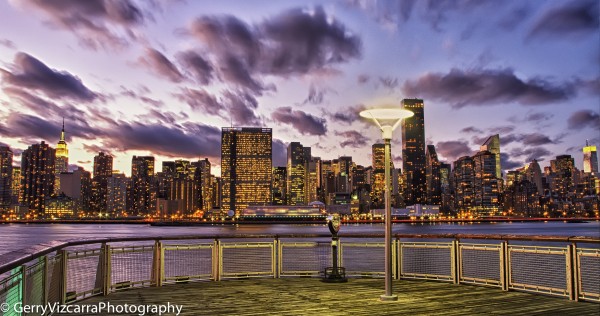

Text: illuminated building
xmin=92 ymin=152 xmax=113 ymax=214
xmin=287 ymin=142 xmax=306 ymax=205
xmin=504 ymin=180 xmax=541 ymax=217
xmin=549 ymin=155 xmax=575 ymax=201
xmin=45 ymin=194 xmax=74 ymax=218
xmin=306 ymin=156 xmax=320 ymax=203
xmin=272 ymin=167 xmax=287 ymax=205
xmin=107 ymin=172 xmax=128 ymax=216
xmin=161 ymin=160 xmax=196 ymax=216
xmin=452 ymin=156 xmax=474 ymax=216
xmin=129 ymin=156 xmax=156 ymax=215
xmin=583 ymin=141 xmax=598 ymax=174
xmin=21 ymin=141 xmax=55 ymax=216
xmin=54 ymin=120 xmax=69 ymax=194
xmin=58 ymin=167 xmax=92 ymax=214
xmin=241 ymin=204 xmax=325 ymax=219
xmin=401 ymin=98 xmax=426 ymax=205
xmin=371 ymin=143 xmax=386 ymax=208
xmin=472 ymin=150 xmax=500 ymax=217
xmin=11 ymin=166 xmax=21 ymax=205
xmin=439 ymin=162 xmax=452 ymax=213
xmin=336 ymin=156 xmax=353 ymax=193
xmin=221 ymin=127 xmax=272 ymax=213
xmin=524 ymin=160 xmax=544 ymax=196
xmin=425 ymin=145 xmax=441 ymax=205
xmin=194 ymin=159 xmax=213 ymax=212
xmin=480 ymin=134 xmax=501 ymax=179
xmin=0 ymin=146 xmax=12 ymax=213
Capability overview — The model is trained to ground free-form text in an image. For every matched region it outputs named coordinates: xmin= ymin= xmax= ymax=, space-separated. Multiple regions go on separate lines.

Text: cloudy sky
xmin=0 ymin=0 xmax=598 ymax=176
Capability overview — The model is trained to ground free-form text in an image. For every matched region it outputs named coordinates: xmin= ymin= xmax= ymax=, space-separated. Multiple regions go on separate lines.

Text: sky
xmin=0 ymin=0 xmax=598 ymax=177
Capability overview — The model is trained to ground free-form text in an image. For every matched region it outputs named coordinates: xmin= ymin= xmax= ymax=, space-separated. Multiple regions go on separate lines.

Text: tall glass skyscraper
xmin=92 ymin=152 xmax=113 ymax=214
xmin=287 ymin=142 xmax=306 ymax=206
xmin=21 ymin=141 xmax=55 ymax=216
xmin=583 ymin=140 xmax=598 ymax=174
xmin=401 ymin=98 xmax=426 ymax=205
xmin=221 ymin=127 xmax=272 ymax=213
xmin=54 ymin=120 xmax=69 ymax=194
xmin=480 ymin=134 xmax=501 ymax=179
xmin=0 ymin=146 xmax=12 ymax=213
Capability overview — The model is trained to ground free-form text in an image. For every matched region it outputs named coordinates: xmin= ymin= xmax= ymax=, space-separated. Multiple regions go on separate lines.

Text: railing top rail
xmin=0 ymin=233 xmax=598 ymax=275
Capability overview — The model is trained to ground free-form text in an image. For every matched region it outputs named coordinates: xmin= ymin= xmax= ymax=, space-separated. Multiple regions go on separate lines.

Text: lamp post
xmin=360 ymin=108 xmax=414 ymax=301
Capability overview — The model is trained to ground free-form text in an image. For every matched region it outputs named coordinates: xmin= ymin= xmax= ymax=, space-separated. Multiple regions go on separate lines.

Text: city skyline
xmin=0 ymin=0 xmax=598 ymax=176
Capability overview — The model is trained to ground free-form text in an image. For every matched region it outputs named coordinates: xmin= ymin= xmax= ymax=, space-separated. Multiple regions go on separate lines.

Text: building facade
xmin=21 ymin=142 xmax=55 ymax=216
xmin=401 ymin=98 xmax=426 ymax=205
xmin=221 ymin=127 xmax=272 ymax=213
xmin=0 ymin=146 xmax=12 ymax=213
xmin=92 ymin=152 xmax=113 ymax=214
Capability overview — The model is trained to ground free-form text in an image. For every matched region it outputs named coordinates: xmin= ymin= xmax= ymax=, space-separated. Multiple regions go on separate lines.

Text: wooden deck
xmin=67 ymin=279 xmax=599 ymax=315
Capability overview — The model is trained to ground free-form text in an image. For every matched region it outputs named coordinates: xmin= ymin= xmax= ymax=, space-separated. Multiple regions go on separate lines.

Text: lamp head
xmin=359 ymin=108 xmax=414 ymax=139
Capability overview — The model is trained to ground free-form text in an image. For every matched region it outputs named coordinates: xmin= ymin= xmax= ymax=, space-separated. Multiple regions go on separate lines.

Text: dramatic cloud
xmin=302 ymin=84 xmax=336 ymax=105
xmin=1 ymin=111 xmax=100 ymax=143
xmin=222 ymin=90 xmax=261 ymax=126
xmin=378 ymin=76 xmax=399 ymax=89
xmin=178 ymin=51 xmax=214 ymax=85
xmin=1 ymin=52 xmax=98 ymax=101
xmin=528 ymin=0 xmax=599 ymax=39
xmin=500 ymin=153 xmax=522 ymax=170
xmin=272 ymin=107 xmax=327 ymax=136
xmin=0 ymin=39 xmax=16 ymax=49
xmin=510 ymin=147 xmax=551 ymax=162
xmin=187 ymin=6 xmax=361 ymax=94
xmin=460 ymin=126 xmax=483 ymax=134
xmin=336 ymin=131 xmax=370 ymax=148
xmin=488 ymin=125 xmax=515 ymax=134
xmin=524 ymin=112 xmax=553 ymax=122
xmin=102 ymin=121 xmax=221 ymax=159
xmin=14 ymin=0 xmax=146 ymax=50
xmin=567 ymin=110 xmax=600 ymax=130
xmin=174 ymin=88 xmax=223 ymax=116
xmin=328 ymin=104 xmax=365 ymax=125
xmin=402 ymin=68 xmax=575 ymax=108
xmin=138 ymin=48 xmax=184 ymax=83
xmin=519 ymin=133 xmax=556 ymax=146
xmin=435 ymin=140 xmax=473 ymax=162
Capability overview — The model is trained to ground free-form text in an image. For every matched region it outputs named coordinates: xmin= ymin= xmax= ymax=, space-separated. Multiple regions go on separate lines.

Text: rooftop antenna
xmin=586 ymin=139 xmax=589 ymax=146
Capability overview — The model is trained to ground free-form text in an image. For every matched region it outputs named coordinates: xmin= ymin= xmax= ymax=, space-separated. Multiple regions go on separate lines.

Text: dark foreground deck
xmin=66 ymin=279 xmax=599 ymax=316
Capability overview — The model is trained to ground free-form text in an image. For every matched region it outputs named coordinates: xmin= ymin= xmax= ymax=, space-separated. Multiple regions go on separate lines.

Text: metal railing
xmin=0 ymin=233 xmax=598 ymax=315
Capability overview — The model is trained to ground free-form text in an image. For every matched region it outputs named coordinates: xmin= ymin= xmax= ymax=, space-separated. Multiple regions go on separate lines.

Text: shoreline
xmin=0 ymin=217 xmax=598 ymax=226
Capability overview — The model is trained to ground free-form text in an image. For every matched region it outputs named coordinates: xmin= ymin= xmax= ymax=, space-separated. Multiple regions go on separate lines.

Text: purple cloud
xmin=138 ymin=48 xmax=184 ymax=83
xmin=272 ymin=107 xmax=327 ymax=136
xmin=567 ymin=110 xmax=600 ymax=130
xmin=528 ymin=0 xmax=599 ymax=40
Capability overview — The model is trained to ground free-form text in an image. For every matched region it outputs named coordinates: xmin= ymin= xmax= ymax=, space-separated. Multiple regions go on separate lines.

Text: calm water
xmin=0 ymin=221 xmax=598 ymax=255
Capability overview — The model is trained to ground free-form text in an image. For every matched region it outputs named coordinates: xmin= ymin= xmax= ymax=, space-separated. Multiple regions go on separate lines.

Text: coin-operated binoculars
xmin=322 ymin=214 xmax=347 ymax=283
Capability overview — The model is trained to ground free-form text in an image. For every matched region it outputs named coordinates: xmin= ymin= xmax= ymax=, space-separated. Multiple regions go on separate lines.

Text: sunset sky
xmin=0 ymin=0 xmax=598 ymax=176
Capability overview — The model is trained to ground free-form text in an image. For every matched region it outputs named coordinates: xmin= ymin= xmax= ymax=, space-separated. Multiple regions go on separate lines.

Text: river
xmin=0 ymin=221 xmax=598 ymax=255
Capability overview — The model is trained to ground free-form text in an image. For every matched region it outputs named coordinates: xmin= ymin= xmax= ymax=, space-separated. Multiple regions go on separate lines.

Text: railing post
xmin=59 ymin=250 xmax=67 ymax=304
xmin=152 ymin=240 xmax=163 ymax=287
xmin=43 ymin=255 xmax=48 ymax=305
xmin=500 ymin=241 xmax=509 ymax=291
xmin=214 ymin=239 xmax=221 ymax=282
xmin=452 ymin=239 xmax=459 ymax=285
xmin=273 ymin=237 xmax=279 ymax=279
xmin=398 ymin=239 xmax=403 ymax=280
xmin=103 ymin=244 xmax=111 ymax=296
xmin=393 ymin=237 xmax=399 ymax=280
xmin=20 ymin=265 xmax=27 ymax=308
xmin=567 ymin=243 xmax=578 ymax=301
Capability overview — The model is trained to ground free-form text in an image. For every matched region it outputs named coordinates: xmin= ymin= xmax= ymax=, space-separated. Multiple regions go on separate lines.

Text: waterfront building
xmin=472 ymin=150 xmax=500 ymax=217
xmin=11 ymin=166 xmax=21 ymax=205
xmin=401 ymin=98 xmax=427 ymax=205
xmin=287 ymin=142 xmax=306 ymax=205
xmin=480 ymin=134 xmax=501 ymax=179
xmin=504 ymin=180 xmax=542 ymax=217
xmin=45 ymin=194 xmax=74 ymax=217
xmin=194 ymin=159 xmax=213 ymax=213
xmin=21 ymin=141 xmax=55 ymax=216
xmin=583 ymin=141 xmax=598 ymax=174
xmin=54 ymin=120 xmax=69 ymax=194
xmin=129 ymin=156 xmax=156 ymax=215
xmin=524 ymin=160 xmax=544 ymax=196
xmin=425 ymin=145 xmax=441 ymax=205
xmin=549 ymin=155 xmax=575 ymax=201
xmin=0 ymin=146 xmax=12 ymax=213
xmin=272 ymin=167 xmax=287 ymax=205
xmin=221 ymin=127 xmax=272 ymax=213
xmin=107 ymin=172 xmax=128 ymax=216
xmin=58 ymin=167 xmax=92 ymax=214
xmin=92 ymin=152 xmax=113 ymax=214
xmin=241 ymin=204 xmax=325 ymax=219
xmin=452 ymin=156 xmax=474 ymax=217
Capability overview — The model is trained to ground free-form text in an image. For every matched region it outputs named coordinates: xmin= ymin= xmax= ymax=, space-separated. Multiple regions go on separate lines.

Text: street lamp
xmin=360 ymin=107 xmax=414 ymax=301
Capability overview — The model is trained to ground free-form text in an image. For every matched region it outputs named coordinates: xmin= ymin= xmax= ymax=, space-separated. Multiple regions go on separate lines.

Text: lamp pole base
xmin=380 ymin=294 xmax=398 ymax=301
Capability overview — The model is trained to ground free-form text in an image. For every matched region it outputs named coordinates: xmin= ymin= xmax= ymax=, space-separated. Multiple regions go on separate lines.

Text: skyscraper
xmin=583 ymin=141 xmax=598 ymax=174
xmin=287 ymin=142 xmax=306 ymax=205
xmin=425 ymin=145 xmax=441 ymax=205
xmin=194 ymin=159 xmax=213 ymax=213
xmin=107 ymin=172 xmax=128 ymax=216
xmin=480 ymin=134 xmax=501 ymax=179
xmin=472 ymin=150 xmax=500 ymax=217
xmin=54 ymin=120 xmax=69 ymax=194
xmin=21 ymin=141 xmax=55 ymax=216
xmin=92 ymin=152 xmax=113 ymax=214
xmin=452 ymin=156 xmax=474 ymax=216
xmin=221 ymin=127 xmax=272 ymax=213
xmin=371 ymin=143 xmax=386 ymax=208
xmin=129 ymin=156 xmax=156 ymax=215
xmin=11 ymin=166 xmax=21 ymax=205
xmin=58 ymin=167 xmax=92 ymax=214
xmin=0 ymin=146 xmax=12 ymax=213
xmin=401 ymin=98 xmax=426 ymax=205
xmin=272 ymin=167 xmax=287 ymax=205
